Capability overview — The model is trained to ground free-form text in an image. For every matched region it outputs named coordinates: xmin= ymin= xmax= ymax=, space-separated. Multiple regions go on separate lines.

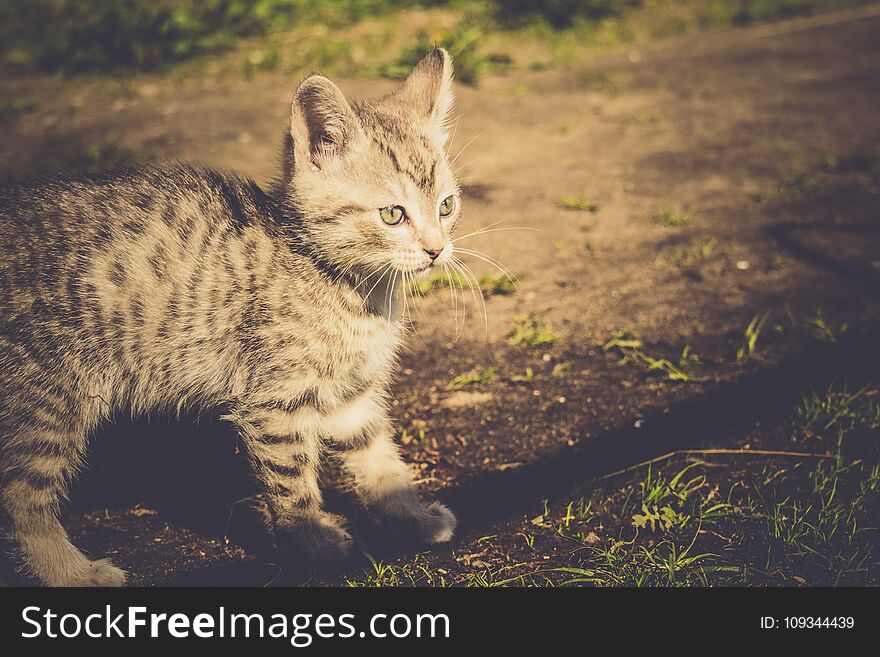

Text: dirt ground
xmin=1 ymin=6 xmax=879 ymax=585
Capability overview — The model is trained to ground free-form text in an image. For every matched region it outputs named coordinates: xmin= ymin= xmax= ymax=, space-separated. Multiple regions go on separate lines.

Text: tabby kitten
xmin=0 ymin=49 xmax=459 ymax=586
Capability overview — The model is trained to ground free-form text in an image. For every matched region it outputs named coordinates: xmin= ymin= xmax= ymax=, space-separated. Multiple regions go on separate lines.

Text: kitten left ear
xmin=398 ymin=48 xmax=455 ymax=145
xmin=290 ymin=74 xmax=361 ymax=171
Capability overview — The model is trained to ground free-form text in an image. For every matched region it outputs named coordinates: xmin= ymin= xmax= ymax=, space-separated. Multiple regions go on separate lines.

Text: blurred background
xmin=0 ymin=0 xmax=874 ymax=177
xmin=1 ymin=0 xmax=873 ymax=168
xmin=2 ymin=1 xmax=863 ymax=76
xmin=1 ymin=1 xmax=879 ymax=587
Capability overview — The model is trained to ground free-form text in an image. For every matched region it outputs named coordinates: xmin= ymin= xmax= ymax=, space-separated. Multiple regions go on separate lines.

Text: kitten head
xmin=282 ymin=48 xmax=459 ymax=281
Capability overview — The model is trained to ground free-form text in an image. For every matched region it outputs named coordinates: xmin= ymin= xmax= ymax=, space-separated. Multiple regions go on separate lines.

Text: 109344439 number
xmin=783 ymin=617 xmax=854 ymax=629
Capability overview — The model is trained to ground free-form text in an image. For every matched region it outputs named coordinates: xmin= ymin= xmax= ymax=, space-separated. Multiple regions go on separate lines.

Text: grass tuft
xmin=806 ymin=310 xmax=847 ymax=344
xmin=556 ymin=196 xmax=599 ymax=213
xmin=654 ymin=208 xmax=695 ymax=227
xmin=508 ymin=313 xmax=557 ymax=348
xmin=604 ymin=329 xmax=706 ymax=382
xmin=446 ymin=366 xmax=496 ymax=391
xmin=410 ymin=269 xmax=516 ymax=298
xmin=735 ymin=311 xmax=769 ymax=362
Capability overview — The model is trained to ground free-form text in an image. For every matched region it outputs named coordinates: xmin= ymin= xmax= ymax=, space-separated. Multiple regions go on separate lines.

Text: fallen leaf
xmin=131 ymin=506 xmax=159 ymax=517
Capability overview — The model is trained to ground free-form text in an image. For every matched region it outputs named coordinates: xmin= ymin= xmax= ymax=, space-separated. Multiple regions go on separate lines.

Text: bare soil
xmin=1 ymin=6 xmax=879 ymax=585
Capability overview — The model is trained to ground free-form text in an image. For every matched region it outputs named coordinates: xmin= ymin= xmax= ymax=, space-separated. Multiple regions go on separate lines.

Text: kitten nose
xmin=423 ymin=247 xmax=442 ymax=261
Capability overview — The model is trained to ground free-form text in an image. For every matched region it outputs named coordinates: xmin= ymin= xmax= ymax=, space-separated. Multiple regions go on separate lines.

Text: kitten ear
xmin=290 ymin=74 xmax=360 ymax=170
xmin=398 ymin=48 xmax=455 ymax=144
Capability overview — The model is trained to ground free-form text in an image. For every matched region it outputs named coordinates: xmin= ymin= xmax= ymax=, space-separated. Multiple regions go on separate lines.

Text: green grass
xmin=410 ymin=269 xmax=516 ymax=297
xmin=410 ymin=270 xmax=468 ymax=296
xmin=699 ymin=0 xmax=865 ymax=27
xmin=510 ymin=366 xmax=534 ymax=382
xmin=446 ymin=365 xmax=496 ymax=391
xmin=735 ymin=311 xmax=770 ymax=362
xmin=345 ymin=543 xmax=553 ymax=587
xmin=603 ymin=329 xmax=706 ymax=382
xmin=0 ymin=0 xmax=432 ymax=74
xmin=0 ymin=96 xmax=36 ymax=121
xmin=396 ymin=420 xmax=428 ymax=446
xmin=493 ymin=0 xmax=627 ymax=29
xmin=542 ymin=383 xmax=880 ymax=586
xmin=477 ymin=271 xmax=517 ymax=296
xmin=346 ymin=550 xmax=451 ymax=587
xmin=2 ymin=0 xmax=864 ymax=78
xmin=556 ymin=195 xmax=599 ymax=213
xmin=654 ymin=208 xmax=696 ymax=228
xmin=376 ymin=21 xmax=511 ymax=85
xmin=770 ymin=147 xmax=880 ymax=201
xmin=657 ymin=238 xmax=717 ymax=268
xmin=798 ymin=383 xmax=880 ymax=435
xmin=508 ymin=313 xmax=557 ymax=348
xmin=805 ymin=310 xmax=847 ymax=343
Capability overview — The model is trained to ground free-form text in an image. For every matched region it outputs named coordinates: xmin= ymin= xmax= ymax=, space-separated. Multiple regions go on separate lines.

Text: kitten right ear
xmin=397 ymin=48 xmax=454 ymax=145
xmin=290 ymin=74 xmax=360 ymax=171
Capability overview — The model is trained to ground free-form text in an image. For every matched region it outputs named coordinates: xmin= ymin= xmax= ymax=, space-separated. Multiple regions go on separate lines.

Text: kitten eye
xmin=379 ymin=205 xmax=406 ymax=226
xmin=439 ymin=195 xmax=456 ymax=218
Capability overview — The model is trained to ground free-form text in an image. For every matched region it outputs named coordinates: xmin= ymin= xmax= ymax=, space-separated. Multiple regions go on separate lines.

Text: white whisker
xmin=453 ymin=226 xmax=537 ymax=243
xmin=451 ymin=257 xmax=488 ymax=339
xmin=386 ymin=268 xmax=398 ymax=322
xmin=351 ymin=261 xmax=387 ymax=295
xmin=360 ymin=263 xmax=394 ymax=311
xmin=445 ymin=263 xmax=464 ymax=342
xmin=446 ymin=113 xmax=464 ymax=155
xmin=450 ymin=258 xmax=483 ymax=339
xmin=404 ymin=271 xmax=426 ymax=344
xmin=450 ymin=113 xmax=518 ymax=166
xmin=453 ymin=247 xmax=518 ymax=289
xmin=453 ymin=154 xmax=487 ymax=175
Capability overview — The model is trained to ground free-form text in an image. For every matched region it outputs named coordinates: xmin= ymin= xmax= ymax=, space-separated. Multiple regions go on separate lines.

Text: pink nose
xmin=424 ymin=248 xmax=442 ymax=261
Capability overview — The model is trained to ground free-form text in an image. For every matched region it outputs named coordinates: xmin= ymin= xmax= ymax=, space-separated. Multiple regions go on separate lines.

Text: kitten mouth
xmin=400 ymin=261 xmax=433 ymax=275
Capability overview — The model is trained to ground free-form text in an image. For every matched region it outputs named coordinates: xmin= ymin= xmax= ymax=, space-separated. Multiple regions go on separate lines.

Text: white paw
xmin=422 ymin=502 xmax=457 ymax=543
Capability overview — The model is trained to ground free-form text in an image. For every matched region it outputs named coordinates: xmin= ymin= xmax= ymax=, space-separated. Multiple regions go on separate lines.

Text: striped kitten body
xmin=0 ymin=49 xmax=458 ymax=586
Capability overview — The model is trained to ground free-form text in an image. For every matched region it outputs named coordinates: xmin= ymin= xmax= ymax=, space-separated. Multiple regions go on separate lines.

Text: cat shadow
xmin=767 ymin=221 xmax=880 ymax=296
xmin=72 ymin=412 xmax=257 ymax=532
xmin=0 ymin=410 xmax=424 ymax=586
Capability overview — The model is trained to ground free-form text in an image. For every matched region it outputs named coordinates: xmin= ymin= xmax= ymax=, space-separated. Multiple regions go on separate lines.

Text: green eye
xmin=379 ymin=205 xmax=406 ymax=226
xmin=439 ymin=195 xmax=456 ymax=218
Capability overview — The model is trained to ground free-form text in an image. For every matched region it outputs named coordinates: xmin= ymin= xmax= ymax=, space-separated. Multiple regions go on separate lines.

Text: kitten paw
xmin=385 ymin=501 xmax=457 ymax=544
xmin=275 ymin=514 xmax=353 ymax=562
xmin=60 ymin=559 xmax=126 ymax=587
xmin=418 ymin=502 xmax=457 ymax=543
xmin=308 ymin=515 xmax=354 ymax=561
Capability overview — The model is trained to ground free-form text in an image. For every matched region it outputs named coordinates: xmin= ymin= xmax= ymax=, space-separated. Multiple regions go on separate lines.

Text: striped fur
xmin=0 ymin=49 xmax=459 ymax=586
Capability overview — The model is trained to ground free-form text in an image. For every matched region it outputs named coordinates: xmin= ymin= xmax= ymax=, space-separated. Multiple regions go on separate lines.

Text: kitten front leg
xmin=230 ymin=405 xmax=352 ymax=561
xmin=327 ymin=393 xmax=456 ymax=543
